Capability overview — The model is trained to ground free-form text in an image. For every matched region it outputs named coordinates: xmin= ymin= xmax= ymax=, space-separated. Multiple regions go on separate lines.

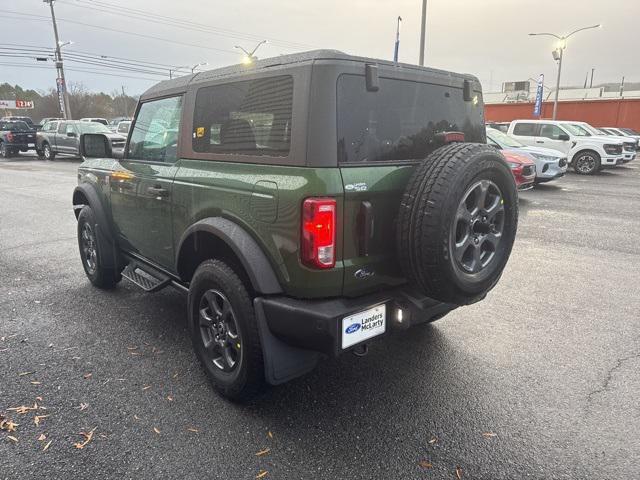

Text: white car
xmin=79 ymin=117 xmax=109 ymax=126
xmin=486 ymin=127 xmax=567 ymax=183
xmin=600 ymin=127 xmax=640 ymax=147
xmin=507 ymin=119 xmax=627 ymax=175
xmin=567 ymin=121 xmax=636 ymax=164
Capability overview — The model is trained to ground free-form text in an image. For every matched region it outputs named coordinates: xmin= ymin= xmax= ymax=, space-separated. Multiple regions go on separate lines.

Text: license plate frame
xmin=341 ymin=304 xmax=386 ymax=349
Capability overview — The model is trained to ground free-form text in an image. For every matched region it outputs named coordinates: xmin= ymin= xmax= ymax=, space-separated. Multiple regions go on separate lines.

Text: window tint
xmin=127 ymin=96 xmax=182 ymax=163
xmin=337 ymin=75 xmax=484 ymax=163
xmin=538 ymin=124 xmax=564 ymax=140
xmin=192 ymin=76 xmax=293 ymax=156
xmin=512 ymin=123 xmax=537 ymax=136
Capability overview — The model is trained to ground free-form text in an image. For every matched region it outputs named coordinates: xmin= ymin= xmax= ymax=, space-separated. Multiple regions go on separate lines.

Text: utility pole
xmin=552 ymin=46 xmax=563 ymax=120
xmin=589 ymin=68 xmax=595 ymax=88
xmin=418 ymin=0 xmax=427 ymax=66
xmin=44 ymin=0 xmax=72 ymax=119
xmin=393 ymin=16 xmax=402 ymax=63
xmin=620 ymin=76 xmax=625 ymax=97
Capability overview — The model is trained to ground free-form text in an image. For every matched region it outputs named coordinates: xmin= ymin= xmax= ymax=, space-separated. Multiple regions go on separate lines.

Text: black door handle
xmin=147 ymin=185 xmax=170 ymax=197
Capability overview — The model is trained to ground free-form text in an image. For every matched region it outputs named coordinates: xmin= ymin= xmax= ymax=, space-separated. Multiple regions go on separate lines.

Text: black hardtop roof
xmin=141 ymin=49 xmax=480 ymax=100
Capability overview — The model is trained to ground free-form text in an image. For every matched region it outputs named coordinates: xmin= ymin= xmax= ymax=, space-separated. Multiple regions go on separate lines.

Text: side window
xmin=127 ymin=96 xmax=183 ymax=163
xmin=512 ymin=123 xmax=537 ymax=136
xmin=539 ymin=124 xmax=563 ymax=140
xmin=66 ymin=124 xmax=76 ymax=135
xmin=57 ymin=122 xmax=67 ymax=134
xmin=192 ymin=75 xmax=293 ymax=156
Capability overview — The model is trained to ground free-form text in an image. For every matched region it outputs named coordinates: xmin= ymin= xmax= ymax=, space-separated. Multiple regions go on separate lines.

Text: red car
xmin=503 ymin=151 xmax=536 ymax=190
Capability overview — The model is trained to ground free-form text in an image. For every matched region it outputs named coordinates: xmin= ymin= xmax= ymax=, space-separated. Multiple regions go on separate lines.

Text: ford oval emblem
xmin=345 ymin=323 xmax=361 ymax=334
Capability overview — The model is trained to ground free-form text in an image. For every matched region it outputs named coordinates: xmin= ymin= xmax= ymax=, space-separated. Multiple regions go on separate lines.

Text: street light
xmin=191 ymin=62 xmax=208 ymax=73
xmin=529 ymin=24 xmax=601 ymax=119
xmin=58 ymin=40 xmax=73 ymax=48
xmin=234 ymin=40 xmax=267 ymax=65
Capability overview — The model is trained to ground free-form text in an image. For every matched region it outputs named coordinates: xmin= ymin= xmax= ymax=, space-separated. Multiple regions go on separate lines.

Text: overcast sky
xmin=1 ymin=0 xmax=638 ymax=96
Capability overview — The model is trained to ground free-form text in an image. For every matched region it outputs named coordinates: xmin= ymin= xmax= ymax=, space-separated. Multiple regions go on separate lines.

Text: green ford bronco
xmin=73 ymin=50 xmax=518 ymax=400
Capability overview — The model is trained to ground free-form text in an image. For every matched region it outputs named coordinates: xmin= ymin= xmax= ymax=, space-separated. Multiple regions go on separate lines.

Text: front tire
xmin=188 ymin=260 xmax=265 ymax=402
xmin=42 ymin=142 xmax=56 ymax=160
xmin=0 ymin=142 xmax=12 ymax=158
xmin=77 ymin=206 xmax=120 ymax=289
xmin=573 ymin=151 xmax=600 ymax=175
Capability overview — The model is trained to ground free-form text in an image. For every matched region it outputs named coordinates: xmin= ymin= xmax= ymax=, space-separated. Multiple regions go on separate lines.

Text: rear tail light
xmin=6 ymin=132 xmax=14 ymax=142
xmin=436 ymin=131 xmax=465 ymax=143
xmin=301 ymin=198 xmax=336 ymax=269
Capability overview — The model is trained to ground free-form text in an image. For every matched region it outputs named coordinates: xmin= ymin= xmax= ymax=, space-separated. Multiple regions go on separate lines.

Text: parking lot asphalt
xmin=1 ymin=155 xmax=639 ymax=480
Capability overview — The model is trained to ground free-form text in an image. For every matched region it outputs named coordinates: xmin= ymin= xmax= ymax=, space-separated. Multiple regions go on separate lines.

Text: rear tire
xmin=397 ymin=143 xmax=518 ymax=306
xmin=573 ymin=150 xmax=600 ymax=175
xmin=77 ymin=206 xmax=120 ymax=289
xmin=188 ymin=259 xmax=265 ymax=402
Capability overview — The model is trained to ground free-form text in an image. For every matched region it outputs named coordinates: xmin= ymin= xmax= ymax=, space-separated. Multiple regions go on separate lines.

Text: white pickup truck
xmin=507 ymin=119 xmax=627 ymax=175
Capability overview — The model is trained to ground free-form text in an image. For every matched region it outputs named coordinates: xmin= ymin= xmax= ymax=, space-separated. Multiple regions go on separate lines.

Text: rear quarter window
xmin=192 ymin=75 xmax=293 ymax=157
xmin=512 ymin=123 xmax=538 ymax=136
xmin=337 ymin=74 xmax=485 ymax=163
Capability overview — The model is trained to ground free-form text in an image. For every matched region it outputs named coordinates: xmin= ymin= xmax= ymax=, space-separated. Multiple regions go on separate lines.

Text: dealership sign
xmin=533 ymin=74 xmax=544 ymax=117
xmin=0 ymin=99 xmax=35 ymax=109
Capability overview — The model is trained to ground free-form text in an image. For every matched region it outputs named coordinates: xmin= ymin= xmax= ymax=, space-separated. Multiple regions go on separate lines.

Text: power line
xmin=0 ymin=61 xmax=161 ymax=82
xmin=0 ymin=9 xmax=238 ymax=55
xmin=58 ymin=0 xmax=314 ymax=50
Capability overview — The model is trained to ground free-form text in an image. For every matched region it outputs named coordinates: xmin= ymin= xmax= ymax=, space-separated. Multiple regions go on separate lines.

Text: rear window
xmin=2 ymin=121 xmax=30 ymax=131
xmin=512 ymin=123 xmax=537 ymax=136
xmin=337 ymin=75 xmax=484 ymax=163
xmin=193 ymin=75 xmax=293 ymax=156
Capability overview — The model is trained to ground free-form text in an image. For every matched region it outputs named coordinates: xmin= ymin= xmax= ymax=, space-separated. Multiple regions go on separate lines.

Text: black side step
xmin=121 ymin=262 xmax=171 ymax=293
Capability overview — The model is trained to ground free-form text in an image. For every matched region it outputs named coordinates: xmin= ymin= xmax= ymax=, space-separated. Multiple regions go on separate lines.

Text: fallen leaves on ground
xmin=34 ymin=415 xmax=49 ymax=426
xmin=7 ymin=403 xmax=38 ymax=414
xmin=73 ymin=427 xmax=97 ymax=449
xmin=153 ymin=427 xmax=160 ymax=435
xmin=418 ymin=460 xmax=433 ymax=469
xmin=83 ymin=373 xmax=92 ymax=379
xmin=186 ymin=427 xmax=198 ymax=433
xmin=1 ymin=418 xmax=19 ymax=432
xmin=456 ymin=466 xmax=463 ymax=479
xmin=267 ymin=431 xmax=273 ymax=439
xmin=256 ymin=470 xmax=268 ymax=479
xmin=167 ymin=395 xmax=173 ymax=402
xmin=255 ymin=448 xmax=270 ymax=457
xmin=75 ymin=403 xmax=89 ymax=411
xmin=133 ymin=415 xmax=141 ymax=421
xmin=428 ymin=436 xmax=438 ymax=445
xmin=43 ymin=440 xmax=52 ymax=451
xmin=37 ymin=434 xmax=46 ymax=441
xmin=30 ymin=381 xmax=41 ymax=385
xmin=18 ymin=371 xmax=35 ymax=376
xmin=7 ymin=435 xmax=18 ymax=443
xmin=482 ymin=432 xmax=497 ymax=438
xmin=142 ymin=385 xmax=151 ymax=391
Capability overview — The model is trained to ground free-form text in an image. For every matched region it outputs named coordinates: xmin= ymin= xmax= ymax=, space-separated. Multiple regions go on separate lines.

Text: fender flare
xmin=72 ymin=184 xmax=120 ymax=270
xmin=176 ymin=218 xmax=283 ymax=295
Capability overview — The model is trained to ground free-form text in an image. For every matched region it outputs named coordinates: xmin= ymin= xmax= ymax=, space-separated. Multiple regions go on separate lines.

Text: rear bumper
xmin=256 ymin=288 xmax=457 ymax=357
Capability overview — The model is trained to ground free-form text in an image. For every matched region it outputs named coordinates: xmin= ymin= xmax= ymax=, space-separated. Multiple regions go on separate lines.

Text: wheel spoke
xmin=199 ymin=307 xmax=214 ymax=327
xmin=484 ymin=232 xmax=501 ymax=249
xmin=475 ymin=180 xmax=490 ymax=210
xmin=485 ymin=195 xmax=504 ymax=219
xmin=471 ymin=245 xmax=483 ymax=273
xmin=204 ymin=290 xmax=223 ymax=318
xmin=454 ymin=235 xmax=473 ymax=263
xmin=222 ymin=346 xmax=236 ymax=370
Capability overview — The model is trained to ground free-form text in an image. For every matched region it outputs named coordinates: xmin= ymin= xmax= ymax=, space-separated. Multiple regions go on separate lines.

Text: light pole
xmin=418 ymin=0 xmax=427 ymax=66
xmin=169 ymin=65 xmax=189 ymax=79
xmin=529 ymin=24 xmax=601 ymax=119
xmin=44 ymin=0 xmax=72 ymax=119
xmin=393 ymin=16 xmax=402 ymax=63
xmin=235 ymin=40 xmax=267 ymax=65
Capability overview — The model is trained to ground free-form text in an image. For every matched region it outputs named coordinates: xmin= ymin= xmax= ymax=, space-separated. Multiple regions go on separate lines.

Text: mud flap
xmin=254 ymin=298 xmax=320 ymax=385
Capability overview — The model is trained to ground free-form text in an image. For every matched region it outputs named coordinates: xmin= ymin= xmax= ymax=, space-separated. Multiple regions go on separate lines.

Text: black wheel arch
xmin=72 ymin=184 xmax=122 ymax=271
xmin=176 ymin=218 xmax=283 ymax=295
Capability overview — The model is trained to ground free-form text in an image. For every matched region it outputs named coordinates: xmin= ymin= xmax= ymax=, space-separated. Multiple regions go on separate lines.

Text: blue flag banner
xmin=533 ymin=74 xmax=544 ymax=117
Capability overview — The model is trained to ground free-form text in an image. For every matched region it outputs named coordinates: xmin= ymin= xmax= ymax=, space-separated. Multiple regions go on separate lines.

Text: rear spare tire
xmin=397 ymin=143 xmax=518 ymax=305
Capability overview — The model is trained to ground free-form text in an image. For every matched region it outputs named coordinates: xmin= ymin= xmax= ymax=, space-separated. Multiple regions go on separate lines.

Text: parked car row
xmin=36 ymin=119 xmax=126 ymax=160
xmin=485 ymin=119 xmax=637 ymax=177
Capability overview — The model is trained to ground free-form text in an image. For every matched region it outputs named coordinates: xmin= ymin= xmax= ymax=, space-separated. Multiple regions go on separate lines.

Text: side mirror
xmin=558 ymin=133 xmax=570 ymax=141
xmin=79 ymin=133 xmax=113 ymax=158
xmin=67 ymin=131 xmax=77 ymax=138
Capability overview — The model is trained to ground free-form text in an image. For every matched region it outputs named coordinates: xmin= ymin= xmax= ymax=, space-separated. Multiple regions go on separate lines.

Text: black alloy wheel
xmin=198 ymin=289 xmax=241 ymax=373
xmin=452 ymin=180 xmax=505 ymax=274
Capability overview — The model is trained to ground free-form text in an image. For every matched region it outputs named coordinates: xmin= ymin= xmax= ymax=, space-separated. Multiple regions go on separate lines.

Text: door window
xmin=539 ymin=124 xmax=564 ymax=140
xmin=192 ymin=75 xmax=293 ymax=156
xmin=57 ymin=122 xmax=68 ymax=134
xmin=512 ymin=123 xmax=537 ymax=136
xmin=127 ymin=96 xmax=183 ymax=162
xmin=66 ymin=124 xmax=76 ymax=135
